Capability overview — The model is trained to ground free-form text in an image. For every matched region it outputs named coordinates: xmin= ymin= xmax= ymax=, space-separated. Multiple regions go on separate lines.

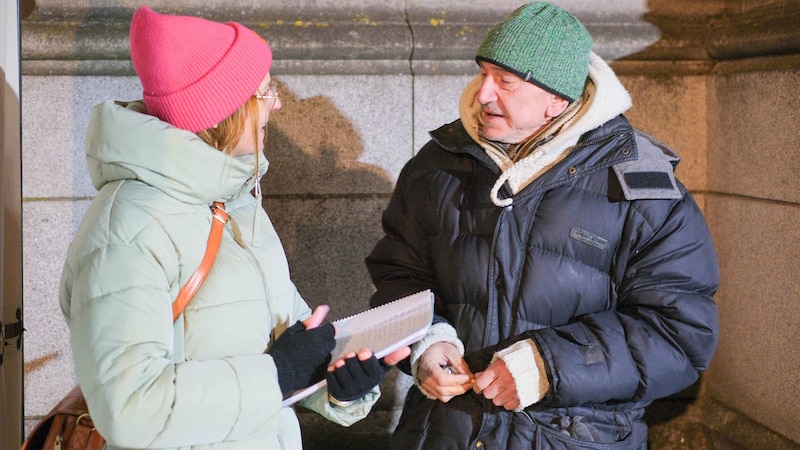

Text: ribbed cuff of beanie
xmin=411 ymin=322 xmax=464 ymax=400
xmin=492 ymin=338 xmax=549 ymax=411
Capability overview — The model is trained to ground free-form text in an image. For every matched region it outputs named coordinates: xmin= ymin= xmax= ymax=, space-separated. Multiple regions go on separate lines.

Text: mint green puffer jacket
xmin=59 ymin=101 xmax=378 ymax=450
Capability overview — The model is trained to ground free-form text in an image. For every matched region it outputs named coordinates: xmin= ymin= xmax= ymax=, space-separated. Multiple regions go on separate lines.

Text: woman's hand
xmin=267 ymin=305 xmax=336 ymax=395
xmin=302 ymin=304 xmax=330 ymax=329
xmin=326 ymin=346 xmax=410 ymax=404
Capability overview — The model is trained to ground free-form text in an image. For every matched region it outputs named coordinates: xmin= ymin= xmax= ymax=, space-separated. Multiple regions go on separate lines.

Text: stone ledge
xmin=21 ymin=2 xmax=800 ymax=76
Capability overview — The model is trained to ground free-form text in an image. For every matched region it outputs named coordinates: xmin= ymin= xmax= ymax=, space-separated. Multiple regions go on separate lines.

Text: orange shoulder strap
xmin=172 ymin=202 xmax=228 ymax=322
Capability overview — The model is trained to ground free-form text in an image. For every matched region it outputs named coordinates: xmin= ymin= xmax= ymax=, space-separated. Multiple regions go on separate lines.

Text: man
xmin=365 ymin=2 xmax=720 ymax=448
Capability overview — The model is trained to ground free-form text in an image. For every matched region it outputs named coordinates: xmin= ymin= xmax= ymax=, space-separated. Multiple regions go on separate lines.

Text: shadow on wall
xmin=259 ymin=81 xmax=395 ymax=322
xmin=253 ymin=81 xmax=409 ymax=450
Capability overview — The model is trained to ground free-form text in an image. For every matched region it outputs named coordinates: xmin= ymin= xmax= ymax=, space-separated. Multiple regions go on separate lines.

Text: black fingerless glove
xmin=267 ymin=321 xmax=335 ymax=395
xmin=326 ymin=354 xmax=392 ymax=403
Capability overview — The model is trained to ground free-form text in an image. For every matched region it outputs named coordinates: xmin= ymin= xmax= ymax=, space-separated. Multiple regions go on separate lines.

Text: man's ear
xmin=546 ymin=96 xmax=569 ymax=119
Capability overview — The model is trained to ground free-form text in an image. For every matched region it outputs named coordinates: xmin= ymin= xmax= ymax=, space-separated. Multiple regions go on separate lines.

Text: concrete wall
xmin=17 ymin=0 xmax=800 ymax=447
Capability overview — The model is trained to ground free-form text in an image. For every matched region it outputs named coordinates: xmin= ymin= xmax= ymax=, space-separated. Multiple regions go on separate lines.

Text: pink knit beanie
xmin=129 ymin=6 xmax=272 ymax=132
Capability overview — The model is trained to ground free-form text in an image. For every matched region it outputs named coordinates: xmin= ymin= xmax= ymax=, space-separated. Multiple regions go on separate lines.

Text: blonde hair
xmin=196 ymin=97 xmax=262 ymax=156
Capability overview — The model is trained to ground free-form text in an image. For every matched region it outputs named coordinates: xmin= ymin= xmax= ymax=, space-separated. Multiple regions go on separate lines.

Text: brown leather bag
xmin=21 ymin=385 xmax=104 ymax=450
xmin=21 ymin=202 xmax=228 ymax=450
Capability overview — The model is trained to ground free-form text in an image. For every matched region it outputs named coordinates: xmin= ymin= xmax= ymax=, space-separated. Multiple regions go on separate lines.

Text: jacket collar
xmin=85 ymin=100 xmax=267 ymax=205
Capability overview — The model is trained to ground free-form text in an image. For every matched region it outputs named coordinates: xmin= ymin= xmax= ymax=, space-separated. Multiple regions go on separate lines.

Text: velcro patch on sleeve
xmin=612 ymin=131 xmax=682 ymax=200
xmin=624 ymin=172 xmax=674 ymax=190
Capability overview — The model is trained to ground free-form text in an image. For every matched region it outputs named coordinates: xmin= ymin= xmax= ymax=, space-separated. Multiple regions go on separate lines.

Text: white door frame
xmin=1 ymin=0 xmax=25 ymax=446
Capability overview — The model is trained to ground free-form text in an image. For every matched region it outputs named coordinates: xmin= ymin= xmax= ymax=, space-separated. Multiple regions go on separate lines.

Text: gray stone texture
xmin=18 ymin=0 xmax=800 ymax=447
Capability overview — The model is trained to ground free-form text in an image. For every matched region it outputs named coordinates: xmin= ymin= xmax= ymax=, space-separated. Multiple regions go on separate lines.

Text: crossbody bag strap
xmin=172 ymin=202 xmax=229 ymax=321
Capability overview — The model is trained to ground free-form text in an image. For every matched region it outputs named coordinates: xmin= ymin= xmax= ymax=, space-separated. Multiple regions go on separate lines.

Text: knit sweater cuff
xmin=410 ymin=322 xmax=464 ymax=400
xmin=492 ymin=338 xmax=549 ymax=411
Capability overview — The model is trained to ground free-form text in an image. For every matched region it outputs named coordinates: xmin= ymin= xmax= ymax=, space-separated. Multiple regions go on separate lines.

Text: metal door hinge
xmin=0 ymin=307 xmax=24 ymax=366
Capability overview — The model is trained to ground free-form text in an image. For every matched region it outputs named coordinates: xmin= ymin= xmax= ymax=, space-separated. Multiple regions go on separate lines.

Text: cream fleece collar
xmin=459 ymin=52 xmax=633 ymax=207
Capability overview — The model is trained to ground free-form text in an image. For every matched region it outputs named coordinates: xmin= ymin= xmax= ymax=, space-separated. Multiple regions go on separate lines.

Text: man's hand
xmin=473 ymin=358 xmax=520 ymax=411
xmin=417 ymin=342 xmax=474 ymax=402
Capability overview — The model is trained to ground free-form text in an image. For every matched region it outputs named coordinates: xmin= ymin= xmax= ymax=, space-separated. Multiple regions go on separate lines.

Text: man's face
xmin=475 ymin=61 xmax=565 ymax=144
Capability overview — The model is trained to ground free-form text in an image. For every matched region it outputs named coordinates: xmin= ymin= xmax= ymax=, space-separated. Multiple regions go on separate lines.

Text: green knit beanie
xmin=476 ymin=2 xmax=593 ymax=102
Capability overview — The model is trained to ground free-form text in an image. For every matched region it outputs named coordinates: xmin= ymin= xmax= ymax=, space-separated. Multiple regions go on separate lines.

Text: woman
xmin=59 ymin=6 xmax=404 ymax=449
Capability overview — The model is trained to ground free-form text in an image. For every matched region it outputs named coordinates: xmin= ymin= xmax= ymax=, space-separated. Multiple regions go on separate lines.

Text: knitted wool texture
xmin=476 ymin=2 xmax=593 ymax=102
xmin=129 ymin=6 xmax=272 ymax=132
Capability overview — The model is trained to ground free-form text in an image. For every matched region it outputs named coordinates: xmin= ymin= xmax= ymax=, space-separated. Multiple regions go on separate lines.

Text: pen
xmin=442 ymin=365 xmax=476 ymax=388
xmin=441 ymin=365 xmax=456 ymax=374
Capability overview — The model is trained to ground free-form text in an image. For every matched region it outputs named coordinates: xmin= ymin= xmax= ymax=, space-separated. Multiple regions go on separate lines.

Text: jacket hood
xmin=85 ymin=100 xmax=268 ymax=205
xmin=459 ymin=53 xmax=632 ymax=206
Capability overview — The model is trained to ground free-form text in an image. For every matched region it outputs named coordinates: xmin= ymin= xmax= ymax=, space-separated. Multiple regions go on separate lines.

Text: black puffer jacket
xmin=366 ymin=114 xmax=719 ymax=449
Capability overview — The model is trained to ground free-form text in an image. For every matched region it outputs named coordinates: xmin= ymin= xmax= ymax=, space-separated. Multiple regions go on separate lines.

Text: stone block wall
xmin=18 ymin=0 xmax=800 ymax=447
xmin=704 ymin=60 xmax=800 ymax=444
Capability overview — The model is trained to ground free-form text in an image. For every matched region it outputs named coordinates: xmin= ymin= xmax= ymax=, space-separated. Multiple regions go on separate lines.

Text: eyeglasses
xmin=254 ymin=81 xmax=279 ymax=105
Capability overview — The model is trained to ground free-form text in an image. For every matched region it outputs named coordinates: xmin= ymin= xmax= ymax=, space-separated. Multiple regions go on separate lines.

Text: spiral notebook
xmin=281 ymin=289 xmax=434 ymax=407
